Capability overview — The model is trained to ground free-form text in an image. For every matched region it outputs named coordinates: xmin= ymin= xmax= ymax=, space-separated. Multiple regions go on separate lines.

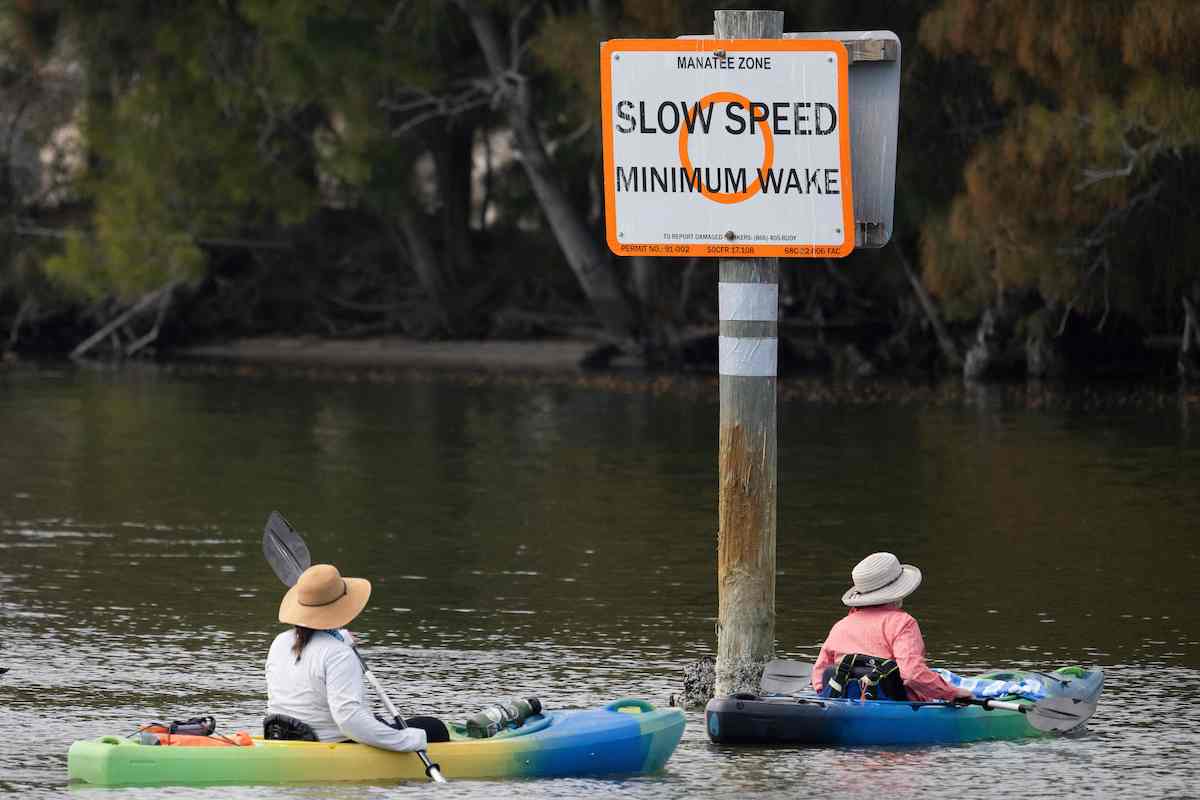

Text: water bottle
xmin=465 ymin=697 xmax=543 ymax=738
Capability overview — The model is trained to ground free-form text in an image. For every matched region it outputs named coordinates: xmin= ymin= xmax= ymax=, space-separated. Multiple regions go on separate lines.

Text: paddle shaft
xmin=353 ymin=650 xmax=444 ymax=783
xmin=964 ymin=697 xmax=1063 ymax=715
xmin=971 ymin=698 xmax=1023 ymax=713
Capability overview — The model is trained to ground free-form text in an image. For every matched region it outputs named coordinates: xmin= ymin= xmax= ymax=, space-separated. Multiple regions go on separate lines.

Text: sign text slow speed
xmin=601 ymin=40 xmax=854 ymax=259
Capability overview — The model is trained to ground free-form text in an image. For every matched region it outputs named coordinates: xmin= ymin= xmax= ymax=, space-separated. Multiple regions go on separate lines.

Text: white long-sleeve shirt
xmin=265 ymin=628 xmax=427 ymax=751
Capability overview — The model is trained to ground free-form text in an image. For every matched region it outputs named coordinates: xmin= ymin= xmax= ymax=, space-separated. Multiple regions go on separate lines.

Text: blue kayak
xmin=706 ymin=666 xmax=1102 ymax=746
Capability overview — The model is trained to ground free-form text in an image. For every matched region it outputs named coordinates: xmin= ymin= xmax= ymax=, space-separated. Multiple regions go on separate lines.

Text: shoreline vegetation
xmin=3 ymin=4 xmax=1199 ymax=387
xmin=183 ymin=336 xmax=598 ymax=373
xmin=6 ymin=335 xmax=1196 ymax=413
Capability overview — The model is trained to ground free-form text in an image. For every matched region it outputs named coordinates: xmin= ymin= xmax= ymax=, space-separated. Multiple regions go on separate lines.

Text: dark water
xmin=1 ymin=364 xmax=1197 ymax=798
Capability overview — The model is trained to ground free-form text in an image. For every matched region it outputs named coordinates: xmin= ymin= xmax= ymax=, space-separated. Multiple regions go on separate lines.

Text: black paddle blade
xmin=760 ymin=660 xmax=815 ymax=695
xmin=262 ymin=511 xmax=312 ymax=587
xmin=1025 ymin=696 xmax=1098 ymax=733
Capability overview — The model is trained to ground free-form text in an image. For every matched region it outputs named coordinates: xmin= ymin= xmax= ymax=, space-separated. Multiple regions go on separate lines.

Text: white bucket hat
xmin=841 ymin=552 xmax=922 ymax=607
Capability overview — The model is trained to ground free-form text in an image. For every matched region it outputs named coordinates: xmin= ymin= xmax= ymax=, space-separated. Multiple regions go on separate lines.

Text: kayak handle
xmin=606 ymin=698 xmax=655 ymax=714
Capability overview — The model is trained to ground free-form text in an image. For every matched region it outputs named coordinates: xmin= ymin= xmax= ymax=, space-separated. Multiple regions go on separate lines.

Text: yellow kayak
xmin=68 ymin=698 xmax=685 ymax=786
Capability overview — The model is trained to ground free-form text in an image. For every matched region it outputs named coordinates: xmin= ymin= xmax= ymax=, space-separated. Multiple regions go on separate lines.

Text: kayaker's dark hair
xmin=292 ymin=625 xmax=315 ymax=662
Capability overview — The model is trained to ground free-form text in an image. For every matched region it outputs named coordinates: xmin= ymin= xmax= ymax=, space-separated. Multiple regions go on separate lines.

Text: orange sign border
xmin=600 ymin=38 xmax=855 ymax=259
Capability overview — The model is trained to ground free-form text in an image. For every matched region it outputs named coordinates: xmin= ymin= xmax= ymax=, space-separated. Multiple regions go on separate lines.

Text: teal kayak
xmin=706 ymin=666 xmax=1102 ymax=746
xmin=69 ymin=698 xmax=685 ymax=786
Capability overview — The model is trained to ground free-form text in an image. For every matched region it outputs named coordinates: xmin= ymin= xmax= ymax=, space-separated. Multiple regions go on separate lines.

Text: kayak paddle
xmin=958 ymin=695 xmax=1097 ymax=733
xmin=760 ymin=660 xmax=814 ymax=695
xmin=760 ymin=659 xmax=1097 ymax=732
xmin=262 ymin=511 xmax=310 ymax=586
xmin=262 ymin=511 xmax=446 ymax=783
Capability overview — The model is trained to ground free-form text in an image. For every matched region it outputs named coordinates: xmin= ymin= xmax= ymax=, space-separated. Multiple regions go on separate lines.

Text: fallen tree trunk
xmin=393 ymin=205 xmax=452 ymax=336
xmin=124 ymin=286 xmax=174 ymax=357
xmin=70 ymin=281 xmax=180 ymax=360
xmin=893 ymin=244 xmax=961 ymax=368
xmin=6 ymin=297 xmax=34 ymax=349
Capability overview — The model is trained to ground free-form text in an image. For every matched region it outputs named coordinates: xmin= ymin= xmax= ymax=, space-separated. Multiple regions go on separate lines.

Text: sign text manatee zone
xmin=601 ymin=39 xmax=854 ymax=258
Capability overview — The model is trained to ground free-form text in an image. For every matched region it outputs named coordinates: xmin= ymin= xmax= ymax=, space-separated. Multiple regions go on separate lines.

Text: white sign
xmin=601 ymin=39 xmax=854 ymax=259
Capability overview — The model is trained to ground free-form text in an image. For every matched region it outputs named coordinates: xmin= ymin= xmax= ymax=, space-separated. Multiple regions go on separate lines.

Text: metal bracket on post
xmin=841 ymin=38 xmax=899 ymax=63
xmin=678 ymin=29 xmax=902 ymax=249
xmin=787 ymin=31 xmax=900 ymax=248
xmin=857 ymin=221 xmax=889 ymax=249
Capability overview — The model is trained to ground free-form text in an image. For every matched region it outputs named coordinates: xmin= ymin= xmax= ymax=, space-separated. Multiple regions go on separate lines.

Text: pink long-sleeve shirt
xmin=810 ymin=605 xmax=960 ymax=702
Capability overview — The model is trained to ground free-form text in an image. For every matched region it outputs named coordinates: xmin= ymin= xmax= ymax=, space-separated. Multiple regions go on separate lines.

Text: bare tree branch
xmin=1097 ymin=253 xmax=1111 ymax=332
xmin=380 ymin=0 xmax=411 ymax=33
xmin=1074 ymin=121 xmax=1164 ymax=191
xmin=510 ymin=2 xmax=538 ymax=72
xmin=381 ymin=85 xmax=491 ymax=137
xmin=893 ymin=243 xmax=962 ymax=366
xmin=1057 ymin=250 xmax=1108 ymax=336
xmin=1081 ymin=181 xmax=1163 ymax=249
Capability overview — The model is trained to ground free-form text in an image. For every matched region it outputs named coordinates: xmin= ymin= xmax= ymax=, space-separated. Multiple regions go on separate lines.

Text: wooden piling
xmin=713 ymin=9 xmax=783 ymax=697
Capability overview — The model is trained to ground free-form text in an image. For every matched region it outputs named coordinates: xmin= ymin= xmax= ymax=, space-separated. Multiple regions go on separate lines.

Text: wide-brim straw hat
xmin=841 ymin=552 xmax=922 ymax=607
xmin=279 ymin=564 xmax=371 ymax=630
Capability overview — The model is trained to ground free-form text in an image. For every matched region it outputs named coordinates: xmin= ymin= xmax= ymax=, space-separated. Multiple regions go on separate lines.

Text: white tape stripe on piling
xmin=719 ymin=336 xmax=778 ymax=377
xmin=719 ymin=282 xmax=779 ymax=322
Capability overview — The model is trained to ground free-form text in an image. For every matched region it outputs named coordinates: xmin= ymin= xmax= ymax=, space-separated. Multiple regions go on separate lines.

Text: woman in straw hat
xmin=265 ymin=564 xmax=448 ymax=747
xmin=810 ymin=552 xmax=971 ymax=702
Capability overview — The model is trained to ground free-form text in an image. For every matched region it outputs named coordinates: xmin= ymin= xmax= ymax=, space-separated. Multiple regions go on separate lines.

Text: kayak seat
xmin=263 ymin=714 xmax=319 ymax=742
xmin=820 ymin=656 xmax=907 ymax=701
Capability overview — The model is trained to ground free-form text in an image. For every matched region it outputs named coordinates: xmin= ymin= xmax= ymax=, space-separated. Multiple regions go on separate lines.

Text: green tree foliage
xmin=919 ymin=0 xmax=1200 ymax=327
xmin=0 ymin=6 xmax=418 ymax=335
xmin=31 ymin=1 xmax=492 ymax=335
xmin=4 ymin=0 xmax=1197 ymax=364
xmin=40 ymin=3 xmax=319 ymax=299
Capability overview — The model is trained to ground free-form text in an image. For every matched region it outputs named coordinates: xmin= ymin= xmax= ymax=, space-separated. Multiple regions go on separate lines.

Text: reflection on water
xmin=1 ymin=365 xmax=1197 ymax=797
